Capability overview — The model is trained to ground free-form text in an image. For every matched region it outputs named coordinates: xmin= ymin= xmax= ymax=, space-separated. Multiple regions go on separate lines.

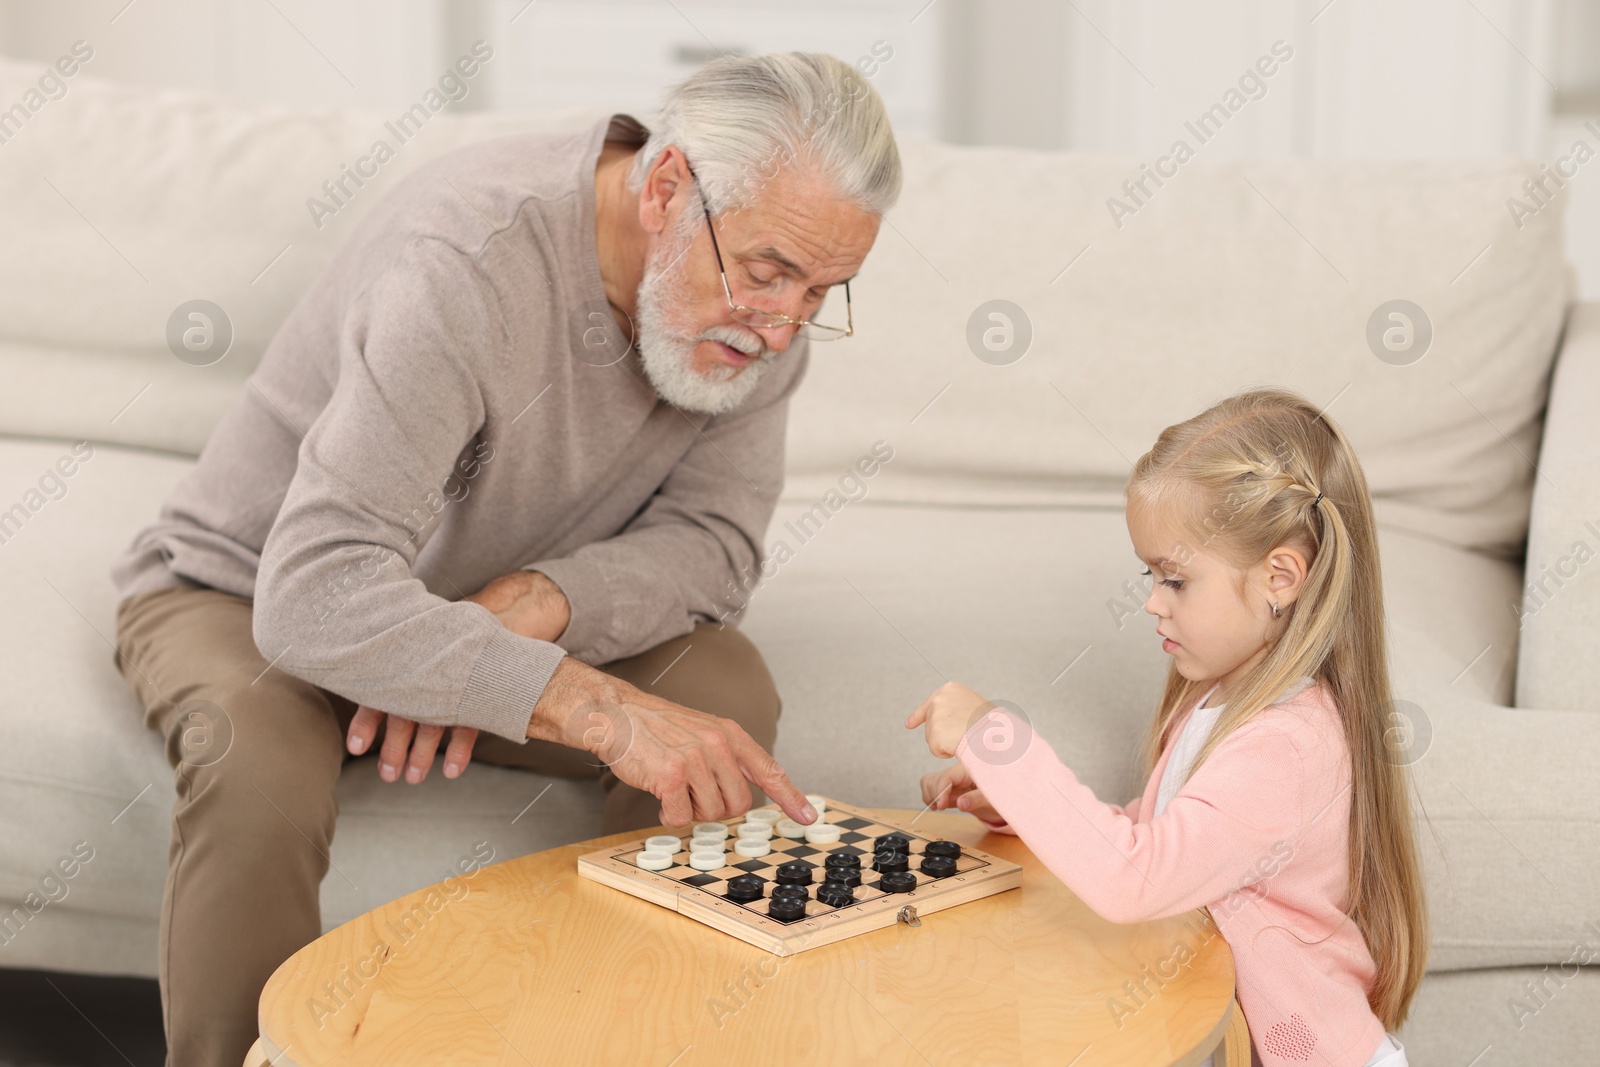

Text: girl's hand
xmin=920 ymin=764 xmax=1007 ymax=826
xmin=905 ymin=681 xmax=992 ymax=758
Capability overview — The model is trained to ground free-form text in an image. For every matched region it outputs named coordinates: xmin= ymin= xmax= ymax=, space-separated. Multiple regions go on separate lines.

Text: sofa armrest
xmin=1410 ymin=696 xmax=1600 ymax=969
xmin=1516 ymin=301 xmax=1600 ymax=711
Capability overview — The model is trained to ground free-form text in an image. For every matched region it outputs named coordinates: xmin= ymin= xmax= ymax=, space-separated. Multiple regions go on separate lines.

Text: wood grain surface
xmin=255 ymin=808 xmax=1238 ymax=1066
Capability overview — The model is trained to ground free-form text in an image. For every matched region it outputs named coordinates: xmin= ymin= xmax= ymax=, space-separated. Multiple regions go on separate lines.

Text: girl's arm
xmin=973 ymin=793 xmax=1141 ymax=835
xmin=955 ymin=704 xmax=1329 ymax=925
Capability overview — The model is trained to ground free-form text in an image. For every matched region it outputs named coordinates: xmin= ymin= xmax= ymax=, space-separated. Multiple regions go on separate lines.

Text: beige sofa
xmin=0 ymin=56 xmax=1593 ymax=1063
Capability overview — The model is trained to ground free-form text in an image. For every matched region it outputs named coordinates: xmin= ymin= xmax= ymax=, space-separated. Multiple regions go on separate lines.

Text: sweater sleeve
xmin=956 ymin=706 xmax=1309 ymax=924
xmin=252 ymin=237 xmax=566 ymax=743
xmin=520 ymin=341 xmax=810 ymax=667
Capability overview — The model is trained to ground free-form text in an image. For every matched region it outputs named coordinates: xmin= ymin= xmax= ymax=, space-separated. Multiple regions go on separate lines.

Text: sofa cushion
xmin=0 ymin=57 xmax=603 ymax=457
xmin=746 ymin=496 xmax=1600 ymax=971
xmin=0 ymin=436 xmax=603 ymax=978
xmin=2 ymin=437 xmax=1589 ymax=977
xmin=782 ymin=143 xmax=1571 ymax=560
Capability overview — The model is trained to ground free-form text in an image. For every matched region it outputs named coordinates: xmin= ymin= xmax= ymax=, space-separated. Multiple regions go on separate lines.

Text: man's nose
xmin=752 ymin=321 xmax=801 ymax=353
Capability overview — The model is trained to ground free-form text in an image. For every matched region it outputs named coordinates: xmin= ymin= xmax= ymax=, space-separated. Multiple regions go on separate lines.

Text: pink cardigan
xmin=955 ymin=681 xmax=1389 ymax=1067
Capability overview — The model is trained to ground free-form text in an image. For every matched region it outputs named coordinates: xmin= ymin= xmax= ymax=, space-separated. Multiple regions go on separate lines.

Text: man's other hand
xmin=344 ymin=569 xmax=571 ymax=782
xmin=350 ymin=707 xmax=478 ymax=783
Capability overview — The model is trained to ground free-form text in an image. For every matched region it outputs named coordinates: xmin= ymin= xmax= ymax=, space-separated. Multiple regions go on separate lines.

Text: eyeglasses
xmin=682 ymin=160 xmax=854 ymax=341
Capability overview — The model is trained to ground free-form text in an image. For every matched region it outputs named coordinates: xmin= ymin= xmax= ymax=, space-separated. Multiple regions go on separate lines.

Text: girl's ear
xmin=1266 ymin=544 xmax=1311 ymax=608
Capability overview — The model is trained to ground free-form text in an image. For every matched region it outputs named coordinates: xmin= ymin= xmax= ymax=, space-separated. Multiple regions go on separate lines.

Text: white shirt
xmin=1153 ymin=683 xmax=1224 ymax=817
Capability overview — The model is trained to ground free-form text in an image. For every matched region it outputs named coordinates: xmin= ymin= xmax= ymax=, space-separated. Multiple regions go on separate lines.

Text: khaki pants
xmin=113 ymin=579 xmax=782 ymax=1067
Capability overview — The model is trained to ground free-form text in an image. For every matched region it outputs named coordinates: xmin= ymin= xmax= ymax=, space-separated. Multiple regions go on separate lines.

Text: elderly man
xmin=109 ymin=52 xmax=900 ymax=1066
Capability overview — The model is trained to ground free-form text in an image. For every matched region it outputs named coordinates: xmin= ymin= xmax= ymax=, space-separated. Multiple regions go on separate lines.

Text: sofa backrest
xmin=791 ymin=142 xmax=1571 ymax=560
xmin=0 ymin=55 xmax=600 ymax=456
xmin=0 ymin=56 xmax=1569 ymax=558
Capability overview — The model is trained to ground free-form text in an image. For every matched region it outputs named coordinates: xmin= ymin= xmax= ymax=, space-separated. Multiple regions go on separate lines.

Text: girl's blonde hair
xmin=1126 ymin=387 xmax=1428 ymax=1029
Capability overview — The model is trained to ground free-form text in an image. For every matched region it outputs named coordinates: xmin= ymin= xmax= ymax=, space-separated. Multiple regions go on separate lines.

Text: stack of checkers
xmin=629 ymin=796 xmax=972 ymax=924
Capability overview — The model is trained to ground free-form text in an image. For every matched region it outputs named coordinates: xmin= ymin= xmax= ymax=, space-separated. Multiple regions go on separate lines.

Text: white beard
xmin=633 ymin=228 xmax=777 ymax=416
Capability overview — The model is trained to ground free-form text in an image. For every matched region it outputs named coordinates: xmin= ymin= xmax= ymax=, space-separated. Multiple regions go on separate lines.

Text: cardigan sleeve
xmin=972 ymin=792 xmax=1142 ymax=835
xmin=956 ymin=705 xmax=1315 ymax=924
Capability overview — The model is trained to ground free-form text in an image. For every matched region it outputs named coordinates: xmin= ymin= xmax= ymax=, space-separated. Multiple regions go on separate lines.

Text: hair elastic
xmin=1275 ymin=492 xmax=1326 ymax=618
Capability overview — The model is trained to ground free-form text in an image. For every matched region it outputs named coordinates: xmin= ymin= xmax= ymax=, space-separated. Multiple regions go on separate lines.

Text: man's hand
xmin=345 ymin=570 xmax=571 ymax=783
xmin=350 ymin=709 xmax=478 ymax=783
xmin=528 ymin=657 xmax=817 ymax=828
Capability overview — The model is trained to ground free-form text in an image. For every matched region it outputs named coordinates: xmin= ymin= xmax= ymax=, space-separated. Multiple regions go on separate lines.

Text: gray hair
xmin=628 ymin=52 xmax=902 ymax=219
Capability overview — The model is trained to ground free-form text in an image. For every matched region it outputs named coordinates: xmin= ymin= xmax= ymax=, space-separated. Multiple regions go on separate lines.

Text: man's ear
xmin=638 ymin=145 xmax=690 ymax=237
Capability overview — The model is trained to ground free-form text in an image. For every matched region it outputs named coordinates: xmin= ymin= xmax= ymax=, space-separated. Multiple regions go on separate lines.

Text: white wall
xmin=936 ymin=0 xmax=1561 ymax=157
xmin=0 ymin=0 xmax=444 ymax=108
xmin=454 ymin=0 xmax=942 ymax=139
xmin=0 ymin=0 xmax=941 ymax=135
xmin=933 ymin=0 xmax=1596 ymax=297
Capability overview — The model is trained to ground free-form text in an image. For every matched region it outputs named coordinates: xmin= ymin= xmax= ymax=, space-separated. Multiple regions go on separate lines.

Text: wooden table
xmin=250 ymin=809 xmax=1246 ymax=1066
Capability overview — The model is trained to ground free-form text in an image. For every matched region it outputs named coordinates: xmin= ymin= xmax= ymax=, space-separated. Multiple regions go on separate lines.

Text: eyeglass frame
xmin=680 ymin=159 xmax=854 ymax=340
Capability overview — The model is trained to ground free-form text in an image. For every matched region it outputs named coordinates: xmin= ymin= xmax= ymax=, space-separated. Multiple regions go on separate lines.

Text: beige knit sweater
xmin=111 ymin=114 xmax=809 ymax=743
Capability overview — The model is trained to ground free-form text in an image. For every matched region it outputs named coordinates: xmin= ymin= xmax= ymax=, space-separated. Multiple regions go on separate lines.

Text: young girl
xmin=907 ymin=388 xmax=1427 ymax=1067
